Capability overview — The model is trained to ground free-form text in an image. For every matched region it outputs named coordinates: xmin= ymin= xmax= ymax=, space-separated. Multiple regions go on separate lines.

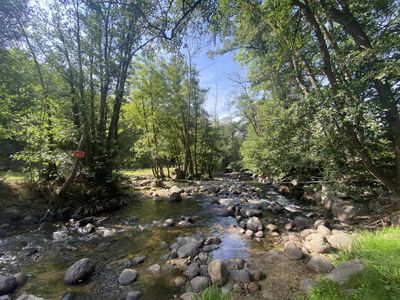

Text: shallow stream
xmin=0 ymin=179 xmax=299 ymax=299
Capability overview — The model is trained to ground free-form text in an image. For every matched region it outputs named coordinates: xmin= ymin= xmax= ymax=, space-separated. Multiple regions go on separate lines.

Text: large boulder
xmin=208 ymin=260 xmax=228 ymax=286
xmin=169 ymin=186 xmax=184 ymax=201
xmin=307 ymin=256 xmax=334 ymax=274
xmin=190 ymin=276 xmax=210 ymax=292
xmin=118 ymin=269 xmax=138 ymax=286
xmin=325 ymin=259 xmax=364 ymax=283
xmin=246 ymin=217 xmax=263 ymax=232
xmin=304 ymin=234 xmax=331 ymax=254
xmin=0 ymin=276 xmax=17 ymax=296
xmin=64 ymin=258 xmax=95 ymax=285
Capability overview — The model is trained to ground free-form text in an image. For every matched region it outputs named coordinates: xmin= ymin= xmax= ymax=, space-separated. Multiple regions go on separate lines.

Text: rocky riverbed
xmin=0 ymin=175 xmax=366 ymax=299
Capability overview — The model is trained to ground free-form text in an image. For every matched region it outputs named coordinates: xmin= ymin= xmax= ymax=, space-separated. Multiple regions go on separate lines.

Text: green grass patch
xmin=309 ymin=227 xmax=400 ymax=300
xmin=193 ymin=285 xmax=231 ymax=300
xmin=119 ymin=168 xmax=154 ymax=177
xmin=0 ymin=170 xmax=26 ymax=182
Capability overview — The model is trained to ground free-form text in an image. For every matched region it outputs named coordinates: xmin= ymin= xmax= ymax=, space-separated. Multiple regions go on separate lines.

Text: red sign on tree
xmin=72 ymin=150 xmax=86 ymax=158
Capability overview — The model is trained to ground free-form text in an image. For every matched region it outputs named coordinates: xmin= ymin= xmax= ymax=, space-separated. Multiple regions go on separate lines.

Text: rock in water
xmin=0 ymin=276 xmax=17 ymax=296
xmin=177 ymin=242 xmax=201 ymax=258
xmin=147 ymin=264 xmax=161 ymax=273
xmin=64 ymin=258 xmax=95 ymax=285
xmin=126 ymin=291 xmax=142 ymax=300
xmin=15 ymin=294 xmax=45 ymax=300
xmin=246 ymin=217 xmax=263 ymax=232
xmin=169 ymin=186 xmax=184 ymax=201
xmin=208 ymin=260 xmax=228 ymax=285
xmin=118 ymin=269 xmax=138 ymax=286
xmin=131 ymin=256 xmax=146 ymax=266
xmin=228 ymin=269 xmax=251 ymax=283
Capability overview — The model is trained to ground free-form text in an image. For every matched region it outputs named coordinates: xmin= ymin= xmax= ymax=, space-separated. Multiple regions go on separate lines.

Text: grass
xmin=193 ymin=285 xmax=231 ymax=300
xmin=119 ymin=168 xmax=154 ymax=177
xmin=0 ymin=170 xmax=26 ymax=182
xmin=309 ymin=227 xmax=400 ymax=300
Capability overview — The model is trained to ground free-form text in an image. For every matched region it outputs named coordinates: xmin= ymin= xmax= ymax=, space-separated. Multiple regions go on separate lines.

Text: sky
xmin=192 ymin=44 xmax=244 ymax=118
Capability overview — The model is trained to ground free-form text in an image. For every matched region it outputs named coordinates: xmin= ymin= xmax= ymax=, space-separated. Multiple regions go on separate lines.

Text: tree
xmin=215 ymin=0 xmax=400 ymax=197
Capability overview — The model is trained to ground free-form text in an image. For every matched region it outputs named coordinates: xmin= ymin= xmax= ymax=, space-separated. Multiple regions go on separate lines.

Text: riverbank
xmin=0 ymin=173 xmax=399 ymax=299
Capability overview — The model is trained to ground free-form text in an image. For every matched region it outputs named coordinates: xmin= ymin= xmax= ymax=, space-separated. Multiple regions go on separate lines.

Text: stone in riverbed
xmin=282 ymin=243 xmax=303 ymax=260
xmin=300 ymin=278 xmax=317 ymax=295
xmin=126 ymin=291 xmax=142 ymax=300
xmin=250 ymin=270 xmax=266 ymax=281
xmin=293 ymin=216 xmax=313 ymax=230
xmin=228 ymin=269 xmax=251 ymax=283
xmin=266 ymin=224 xmax=279 ymax=232
xmin=13 ymin=272 xmax=28 ymax=288
xmin=190 ymin=276 xmax=210 ymax=291
xmin=186 ymin=263 xmax=200 ymax=279
xmin=118 ymin=269 xmax=138 ymax=286
xmin=255 ymin=231 xmax=264 ymax=238
xmin=131 ymin=256 xmax=146 ymax=266
xmin=317 ymin=225 xmax=331 ymax=237
xmin=180 ymin=292 xmax=194 ymax=300
xmin=245 ymin=230 xmax=254 ymax=238
xmin=169 ymin=186 xmax=184 ymax=201
xmin=246 ymin=217 xmax=263 ymax=232
xmin=307 ymin=256 xmax=334 ymax=274
xmin=208 ymin=259 xmax=228 ymax=285
xmin=202 ymin=244 xmax=219 ymax=252
xmin=177 ymin=242 xmax=201 ymax=258
xmin=147 ymin=263 xmax=161 ymax=273
xmin=304 ymin=233 xmax=331 ymax=253
xmin=15 ymin=294 xmax=45 ymax=300
xmin=245 ymin=209 xmax=263 ymax=218
xmin=163 ymin=218 xmax=175 ymax=227
xmin=326 ymin=232 xmax=352 ymax=250
xmin=0 ymin=276 xmax=17 ymax=296
xmin=204 ymin=236 xmax=221 ymax=245
xmin=64 ymin=258 xmax=95 ymax=285
xmin=177 ymin=220 xmax=192 ymax=228
xmin=174 ymin=276 xmax=186 ymax=286
xmin=325 ymin=259 xmax=364 ymax=283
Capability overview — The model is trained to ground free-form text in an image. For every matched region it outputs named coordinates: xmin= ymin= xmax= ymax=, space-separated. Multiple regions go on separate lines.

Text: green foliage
xmin=193 ymin=285 xmax=231 ymax=300
xmin=309 ymin=227 xmax=400 ymax=300
xmin=216 ymin=0 xmax=400 ymax=194
xmin=122 ymin=53 xmax=224 ymax=177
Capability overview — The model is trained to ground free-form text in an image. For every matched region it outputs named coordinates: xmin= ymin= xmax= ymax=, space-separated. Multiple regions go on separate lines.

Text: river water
xmin=0 ymin=179 xmax=298 ymax=299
